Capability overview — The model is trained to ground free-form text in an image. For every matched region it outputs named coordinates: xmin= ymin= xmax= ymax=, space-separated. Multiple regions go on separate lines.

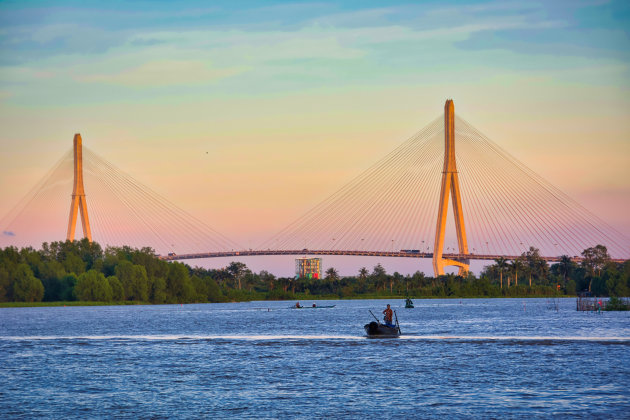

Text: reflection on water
xmin=1 ymin=298 xmax=629 ymax=418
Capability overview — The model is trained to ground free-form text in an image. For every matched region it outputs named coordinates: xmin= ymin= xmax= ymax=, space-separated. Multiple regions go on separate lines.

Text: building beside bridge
xmin=295 ymin=257 xmax=321 ymax=279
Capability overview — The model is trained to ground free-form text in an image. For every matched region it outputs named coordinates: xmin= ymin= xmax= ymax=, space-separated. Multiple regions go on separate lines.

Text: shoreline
xmin=0 ymin=295 xmax=578 ymax=308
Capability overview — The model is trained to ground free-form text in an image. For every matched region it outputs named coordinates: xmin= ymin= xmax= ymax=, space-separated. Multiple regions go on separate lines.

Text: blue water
xmin=1 ymin=298 xmax=629 ymax=419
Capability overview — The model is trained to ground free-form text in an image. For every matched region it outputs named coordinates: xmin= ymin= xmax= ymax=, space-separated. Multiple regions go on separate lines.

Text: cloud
xmin=78 ymin=60 xmax=245 ymax=87
xmin=456 ymin=27 xmax=630 ymax=60
xmin=1 ymin=1 xmax=628 ymax=101
xmin=2 ymin=230 xmax=15 ymax=236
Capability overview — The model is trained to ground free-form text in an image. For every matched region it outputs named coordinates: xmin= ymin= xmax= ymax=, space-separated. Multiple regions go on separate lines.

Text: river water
xmin=1 ymin=298 xmax=628 ymax=418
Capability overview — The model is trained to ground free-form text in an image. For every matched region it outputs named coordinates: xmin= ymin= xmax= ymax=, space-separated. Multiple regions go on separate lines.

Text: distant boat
xmin=289 ymin=304 xmax=336 ymax=309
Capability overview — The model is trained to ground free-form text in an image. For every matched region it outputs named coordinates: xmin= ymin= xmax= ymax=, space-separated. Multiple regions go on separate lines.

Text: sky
xmin=0 ymin=0 xmax=629 ymax=276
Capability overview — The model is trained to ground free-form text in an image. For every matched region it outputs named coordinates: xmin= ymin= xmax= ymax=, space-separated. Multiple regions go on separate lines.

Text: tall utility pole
xmin=66 ymin=133 xmax=92 ymax=242
xmin=432 ymin=100 xmax=469 ymax=276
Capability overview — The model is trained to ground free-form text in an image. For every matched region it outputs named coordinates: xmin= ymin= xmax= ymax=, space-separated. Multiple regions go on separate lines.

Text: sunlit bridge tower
xmin=66 ymin=133 xmax=92 ymax=242
xmin=433 ymin=100 xmax=469 ymax=276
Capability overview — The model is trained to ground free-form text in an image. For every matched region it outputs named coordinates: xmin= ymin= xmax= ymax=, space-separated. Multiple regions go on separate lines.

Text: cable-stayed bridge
xmin=1 ymin=100 xmax=628 ymax=276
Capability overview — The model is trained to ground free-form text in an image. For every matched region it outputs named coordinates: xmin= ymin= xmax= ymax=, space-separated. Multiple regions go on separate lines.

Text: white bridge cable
xmin=82 ymin=148 xmax=241 ymax=254
xmin=258 ymin=117 xmax=445 ymax=251
xmin=0 ymin=144 xmax=242 ymax=254
xmin=0 ymin=151 xmax=72 ymax=232
xmin=0 ymin=151 xmax=74 ymax=248
xmin=455 ymin=116 xmax=628 ymax=258
xmin=261 ymin=114 xmax=629 ymax=259
xmin=2 ymin=114 xmax=628 ymax=259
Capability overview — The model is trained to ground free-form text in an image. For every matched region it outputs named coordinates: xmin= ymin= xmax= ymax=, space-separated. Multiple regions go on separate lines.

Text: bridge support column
xmin=432 ymin=100 xmax=469 ymax=276
xmin=66 ymin=133 xmax=92 ymax=242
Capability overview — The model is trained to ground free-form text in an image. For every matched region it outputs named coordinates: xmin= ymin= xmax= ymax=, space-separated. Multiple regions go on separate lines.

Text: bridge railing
xmin=159 ymin=249 xmax=625 ymax=263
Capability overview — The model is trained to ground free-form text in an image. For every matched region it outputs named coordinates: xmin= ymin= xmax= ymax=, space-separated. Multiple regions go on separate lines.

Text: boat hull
xmin=364 ymin=321 xmax=400 ymax=338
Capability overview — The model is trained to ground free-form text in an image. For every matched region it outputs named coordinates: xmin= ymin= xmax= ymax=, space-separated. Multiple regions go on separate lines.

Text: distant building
xmin=295 ymin=257 xmax=322 ymax=279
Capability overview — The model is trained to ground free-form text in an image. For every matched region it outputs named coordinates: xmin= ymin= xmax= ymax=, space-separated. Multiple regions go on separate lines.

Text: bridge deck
xmin=160 ymin=249 xmax=625 ymax=263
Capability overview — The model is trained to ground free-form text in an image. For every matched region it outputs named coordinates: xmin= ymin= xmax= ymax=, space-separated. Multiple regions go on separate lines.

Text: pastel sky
xmin=0 ymin=0 xmax=628 ymax=275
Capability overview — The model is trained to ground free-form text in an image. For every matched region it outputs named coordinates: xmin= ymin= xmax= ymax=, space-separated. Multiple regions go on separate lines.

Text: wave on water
xmin=2 ymin=334 xmax=630 ymax=342
xmin=0 ymin=334 xmax=363 ymax=341
xmin=402 ymin=335 xmax=630 ymax=342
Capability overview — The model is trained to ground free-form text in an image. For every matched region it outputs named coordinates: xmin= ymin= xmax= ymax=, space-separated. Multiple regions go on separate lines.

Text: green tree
xmin=259 ymin=270 xmax=276 ymax=291
xmin=371 ymin=263 xmax=387 ymax=291
xmin=115 ymin=260 xmax=149 ymax=302
xmin=39 ymin=260 xmax=67 ymax=301
xmin=102 ymin=250 xmax=120 ymax=277
xmin=227 ymin=261 xmax=248 ymax=289
xmin=581 ymin=245 xmax=611 ymax=292
xmin=166 ymin=262 xmax=195 ymax=302
xmin=191 ymin=275 xmax=208 ymax=302
xmin=75 ymin=238 xmax=104 ymax=271
xmin=494 ymin=257 xmax=508 ymax=289
xmin=355 ymin=267 xmax=369 ymax=293
xmin=0 ymin=266 xmax=10 ymax=302
xmin=565 ymin=278 xmax=577 ymax=295
xmin=63 ymin=252 xmax=86 ymax=275
xmin=107 ymin=276 xmax=125 ymax=301
xmin=59 ymin=274 xmax=78 ymax=301
xmin=208 ymin=278 xmax=223 ymax=302
xmin=324 ymin=267 xmax=339 ymax=281
xmin=509 ymin=258 xmax=524 ymax=287
xmin=523 ymin=247 xmax=548 ymax=286
xmin=556 ymin=255 xmax=575 ymax=285
xmin=603 ymin=266 xmax=628 ymax=297
xmin=75 ymin=270 xmax=113 ymax=302
xmin=151 ymin=276 xmax=167 ymax=304
xmin=12 ymin=263 xmax=44 ymax=302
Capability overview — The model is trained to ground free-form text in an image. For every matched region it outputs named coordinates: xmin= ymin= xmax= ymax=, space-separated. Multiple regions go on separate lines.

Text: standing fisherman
xmin=383 ymin=304 xmax=393 ymax=326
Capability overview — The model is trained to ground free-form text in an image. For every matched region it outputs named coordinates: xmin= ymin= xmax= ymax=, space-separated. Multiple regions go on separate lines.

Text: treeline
xmin=0 ymin=240 xmax=627 ymax=304
xmin=0 ymin=240 xmax=223 ymax=304
xmin=481 ymin=245 xmax=629 ymax=298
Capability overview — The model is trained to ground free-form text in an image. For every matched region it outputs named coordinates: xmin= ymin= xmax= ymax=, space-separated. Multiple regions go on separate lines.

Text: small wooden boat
xmin=364 ymin=310 xmax=401 ymax=338
xmin=364 ymin=321 xmax=400 ymax=337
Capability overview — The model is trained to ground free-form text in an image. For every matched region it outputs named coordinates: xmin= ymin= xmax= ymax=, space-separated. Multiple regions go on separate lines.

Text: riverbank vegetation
xmin=0 ymin=240 xmax=628 ymax=305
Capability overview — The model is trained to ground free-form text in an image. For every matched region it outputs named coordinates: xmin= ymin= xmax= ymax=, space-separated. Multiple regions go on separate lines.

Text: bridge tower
xmin=432 ymin=100 xmax=469 ymax=276
xmin=66 ymin=133 xmax=92 ymax=242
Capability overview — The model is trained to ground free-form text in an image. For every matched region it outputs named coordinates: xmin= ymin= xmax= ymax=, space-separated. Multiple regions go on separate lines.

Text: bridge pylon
xmin=432 ymin=100 xmax=469 ymax=276
xmin=66 ymin=133 xmax=92 ymax=242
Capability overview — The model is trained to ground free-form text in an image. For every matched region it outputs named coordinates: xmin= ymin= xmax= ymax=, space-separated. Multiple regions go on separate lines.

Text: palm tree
xmin=509 ymin=258 xmax=524 ymax=287
xmin=558 ymin=255 xmax=573 ymax=285
xmin=325 ymin=267 xmax=339 ymax=281
xmin=523 ymin=246 xmax=548 ymax=287
xmin=495 ymin=257 xmax=508 ymax=289
xmin=371 ymin=263 xmax=387 ymax=291
xmin=356 ymin=267 xmax=368 ymax=293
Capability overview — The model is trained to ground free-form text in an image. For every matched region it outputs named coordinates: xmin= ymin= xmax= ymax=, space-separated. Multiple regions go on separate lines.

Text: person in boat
xmin=295 ymin=302 xmax=301 ymax=308
xmin=383 ymin=304 xmax=393 ymax=326
xmin=312 ymin=303 xmax=316 ymax=308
